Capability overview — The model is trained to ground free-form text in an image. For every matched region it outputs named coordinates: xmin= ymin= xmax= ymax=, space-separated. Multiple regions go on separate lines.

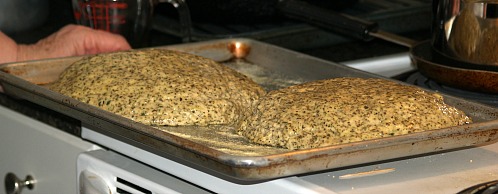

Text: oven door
xmin=77 ymin=150 xmax=225 ymax=194
xmin=0 ymin=105 xmax=96 ymax=194
xmin=80 ymin=128 xmax=337 ymax=194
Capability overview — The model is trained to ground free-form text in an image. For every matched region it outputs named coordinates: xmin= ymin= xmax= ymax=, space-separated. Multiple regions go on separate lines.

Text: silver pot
xmin=432 ymin=0 xmax=498 ymax=66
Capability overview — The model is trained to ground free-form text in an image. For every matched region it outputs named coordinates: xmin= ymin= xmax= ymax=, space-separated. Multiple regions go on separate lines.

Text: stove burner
xmin=151 ymin=0 xmax=432 ymax=49
xmin=406 ymin=72 xmax=498 ymax=107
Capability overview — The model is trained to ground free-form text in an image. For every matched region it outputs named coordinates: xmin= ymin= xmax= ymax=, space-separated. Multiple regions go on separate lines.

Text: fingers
xmin=16 ymin=24 xmax=132 ymax=62
xmin=0 ymin=31 xmax=19 ymax=64
xmin=52 ymin=24 xmax=131 ymax=56
xmin=79 ymin=27 xmax=132 ymax=55
xmin=1 ymin=25 xmax=133 ymax=93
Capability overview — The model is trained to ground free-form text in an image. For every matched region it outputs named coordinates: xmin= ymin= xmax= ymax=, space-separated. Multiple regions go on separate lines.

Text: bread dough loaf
xmin=239 ymin=78 xmax=472 ymax=150
xmin=50 ymin=49 xmax=265 ymax=126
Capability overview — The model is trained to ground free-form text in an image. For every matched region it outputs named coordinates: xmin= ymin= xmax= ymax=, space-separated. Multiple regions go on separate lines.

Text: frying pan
xmin=411 ymin=41 xmax=498 ymax=94
xmin=180 ymin=0 xmax=498 ymax=93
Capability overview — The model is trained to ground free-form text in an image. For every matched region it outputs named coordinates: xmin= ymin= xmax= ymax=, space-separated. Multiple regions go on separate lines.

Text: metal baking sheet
xmin=1 ymin=38 xmax=498 ymax=182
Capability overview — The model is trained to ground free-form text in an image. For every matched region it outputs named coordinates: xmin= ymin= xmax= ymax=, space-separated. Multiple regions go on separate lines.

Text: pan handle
xmin=277 ymin=0 xmax=378 ymax=41
xmin=156 ymin=0 xmax=192 ymax=42
xmin=277 ymin=0 xmax=418 ymax=47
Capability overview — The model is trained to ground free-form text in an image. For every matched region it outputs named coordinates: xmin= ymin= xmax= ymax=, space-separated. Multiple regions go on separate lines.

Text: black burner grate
xmin=151 ymin=0 xmax=432 ymax=50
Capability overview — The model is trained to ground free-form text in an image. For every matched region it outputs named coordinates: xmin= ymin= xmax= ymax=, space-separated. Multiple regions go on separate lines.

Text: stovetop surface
xmin=299 ymin=140 xmax=498 ymax=194
xmin=149 ymin=0 xmax=432 ymax=62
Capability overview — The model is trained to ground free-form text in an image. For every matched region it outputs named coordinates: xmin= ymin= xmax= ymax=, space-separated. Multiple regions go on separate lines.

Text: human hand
xmin=0 ymin=24 xmax=131 ymax=93
xmin=16 ymin=24 xmax=131 ymax=61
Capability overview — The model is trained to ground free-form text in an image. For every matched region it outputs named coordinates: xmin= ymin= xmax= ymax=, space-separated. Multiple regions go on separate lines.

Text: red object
xmin=74 ymin=1 xmax=128 ymax=32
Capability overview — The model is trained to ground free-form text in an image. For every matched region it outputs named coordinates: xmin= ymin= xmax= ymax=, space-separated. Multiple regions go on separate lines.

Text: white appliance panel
xmin=0 ymin=105 xmax=97 ymax=193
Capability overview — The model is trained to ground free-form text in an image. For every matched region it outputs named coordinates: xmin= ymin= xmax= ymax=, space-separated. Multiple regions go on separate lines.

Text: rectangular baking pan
xmin=1 ymin=38 xmax=498 ymax=182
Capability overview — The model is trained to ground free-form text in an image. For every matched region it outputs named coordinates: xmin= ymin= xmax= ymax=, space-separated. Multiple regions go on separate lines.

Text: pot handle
xmin=277 ymin=0 xmax=417 ymax=47
xmin=277 ymin=0 xmax=378 ymax=41
xmin=156 ymin=0 xmax=192 ymax=42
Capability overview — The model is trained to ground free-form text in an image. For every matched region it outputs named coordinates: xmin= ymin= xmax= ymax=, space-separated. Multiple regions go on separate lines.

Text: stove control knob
xmin=4 ymin=173 xmax=35 ymax=194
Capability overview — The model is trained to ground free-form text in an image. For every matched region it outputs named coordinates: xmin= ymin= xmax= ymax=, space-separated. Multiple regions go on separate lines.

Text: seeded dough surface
xmin=239 ymin=78 xmax=472 ymax=150
xmin=50 ymin=49 xmax=265 ymax=126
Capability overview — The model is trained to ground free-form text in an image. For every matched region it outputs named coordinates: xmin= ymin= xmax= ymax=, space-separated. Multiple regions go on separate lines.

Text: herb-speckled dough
xmin=50 ymin=49 xmax=266 ymax=126
xmin=239 ymin=78 xmax=472 ymax=150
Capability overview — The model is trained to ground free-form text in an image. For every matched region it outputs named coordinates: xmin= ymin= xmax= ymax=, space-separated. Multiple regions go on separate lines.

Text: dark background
xmin=8 ymin=0 xmax=431 ymax=62
xmin=8 ymin=0 xmax=74 ymax=44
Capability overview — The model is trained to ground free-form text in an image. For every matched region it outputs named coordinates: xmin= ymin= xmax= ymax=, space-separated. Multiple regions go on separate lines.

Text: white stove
xmin=2 ymin=93 xmax=498 ymax=194
xmin=1 ymin=51 xmax=497 ymax=194
xmin=80 ymin=125 xmax=498 ymax=194
xmin=341 ymin=53 xmax=413 ymax=78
